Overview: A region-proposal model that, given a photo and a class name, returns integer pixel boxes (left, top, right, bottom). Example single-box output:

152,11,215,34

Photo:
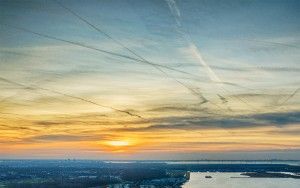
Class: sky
0,0,300,160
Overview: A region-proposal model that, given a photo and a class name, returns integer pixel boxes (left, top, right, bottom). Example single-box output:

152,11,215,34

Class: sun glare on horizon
0,0,299,161
107,140,130,147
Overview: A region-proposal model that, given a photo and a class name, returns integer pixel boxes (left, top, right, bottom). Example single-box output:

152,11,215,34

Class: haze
0,0,300,160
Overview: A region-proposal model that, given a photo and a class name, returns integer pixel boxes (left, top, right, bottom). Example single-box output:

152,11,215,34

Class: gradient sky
0,0,300,160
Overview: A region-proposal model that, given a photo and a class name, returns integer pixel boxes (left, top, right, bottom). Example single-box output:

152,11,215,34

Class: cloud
0,124,38,132
24,134,110,143
115,111,300,132
0,76,144,119
34,121,66,126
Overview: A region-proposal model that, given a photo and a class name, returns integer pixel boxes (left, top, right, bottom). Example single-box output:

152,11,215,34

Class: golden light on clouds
0,0,300,160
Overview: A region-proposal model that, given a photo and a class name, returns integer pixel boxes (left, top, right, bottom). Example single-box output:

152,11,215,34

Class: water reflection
183,173,300,188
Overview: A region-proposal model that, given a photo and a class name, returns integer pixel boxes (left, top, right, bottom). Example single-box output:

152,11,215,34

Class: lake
183,172,300,188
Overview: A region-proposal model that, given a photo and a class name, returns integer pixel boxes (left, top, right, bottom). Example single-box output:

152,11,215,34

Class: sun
107,140,130,147
100,139,138,152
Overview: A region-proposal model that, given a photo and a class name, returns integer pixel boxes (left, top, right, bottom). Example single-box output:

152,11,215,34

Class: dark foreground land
0,160,300,188
241,172,300,179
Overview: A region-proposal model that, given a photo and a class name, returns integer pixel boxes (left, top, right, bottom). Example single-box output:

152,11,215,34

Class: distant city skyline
0,0,300,160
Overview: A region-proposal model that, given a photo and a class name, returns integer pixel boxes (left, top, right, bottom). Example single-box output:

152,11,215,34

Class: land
0,160,299,188
241,172,300,179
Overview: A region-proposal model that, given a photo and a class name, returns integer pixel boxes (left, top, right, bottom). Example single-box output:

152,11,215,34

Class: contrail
1,23,247,90
1,23,250,112
52,0,147,60
243,38,299,49
0,77,144,119
279,87,300,106
0,50,43,59
188,44,221,82
218,94,228,103
52,0,214,105
0,77,48,104
165,0,257,111
1,45,251,93
57,0,251,113
165,0,231,110
1,23,199,79
165,0,182,27
158,67,209,105
2,6,247,112
2,48,249,92
165,0,222,83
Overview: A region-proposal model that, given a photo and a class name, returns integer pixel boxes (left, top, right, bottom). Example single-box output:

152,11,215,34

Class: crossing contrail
0,77,144,119
1,23,200,79
1,23,247,112
165,0,258,111
52,0,213,105
279,87,300,106
1,23,247,90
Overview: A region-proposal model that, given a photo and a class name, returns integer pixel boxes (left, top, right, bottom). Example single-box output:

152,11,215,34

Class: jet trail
218,94,228,103
53,0,213,105
0,77,144,119
52,0,147,60
0,78,48,104
165,0,257,111
1,23,199,79
165,0,222,83
279,88,300,106
2,23,247,91
165,0,230,110
188,44,221,82
158,67,209,105
243,39,300,49
1,47,250,94
1,23,241,112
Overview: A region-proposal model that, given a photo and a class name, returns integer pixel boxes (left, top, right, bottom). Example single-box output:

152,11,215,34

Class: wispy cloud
165,0,222,83
115,111,300,132
1,0,299,158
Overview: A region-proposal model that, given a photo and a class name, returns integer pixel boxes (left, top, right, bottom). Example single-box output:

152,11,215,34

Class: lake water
183,172,300,188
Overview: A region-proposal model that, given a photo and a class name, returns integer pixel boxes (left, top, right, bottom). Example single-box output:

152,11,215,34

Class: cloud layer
0,0,300,159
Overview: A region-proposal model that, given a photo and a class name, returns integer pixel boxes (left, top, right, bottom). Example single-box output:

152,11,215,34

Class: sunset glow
0,0,299,160
107,141,130,147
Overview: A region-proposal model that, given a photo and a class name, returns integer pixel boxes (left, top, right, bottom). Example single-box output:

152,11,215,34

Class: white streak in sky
165,0,222,83
165,0,181,27
188,44,221,82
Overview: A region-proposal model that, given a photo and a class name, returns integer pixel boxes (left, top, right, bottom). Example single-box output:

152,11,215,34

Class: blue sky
0,0,300,159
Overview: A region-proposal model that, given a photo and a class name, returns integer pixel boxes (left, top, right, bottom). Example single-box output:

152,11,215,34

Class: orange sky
0,0,300,159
